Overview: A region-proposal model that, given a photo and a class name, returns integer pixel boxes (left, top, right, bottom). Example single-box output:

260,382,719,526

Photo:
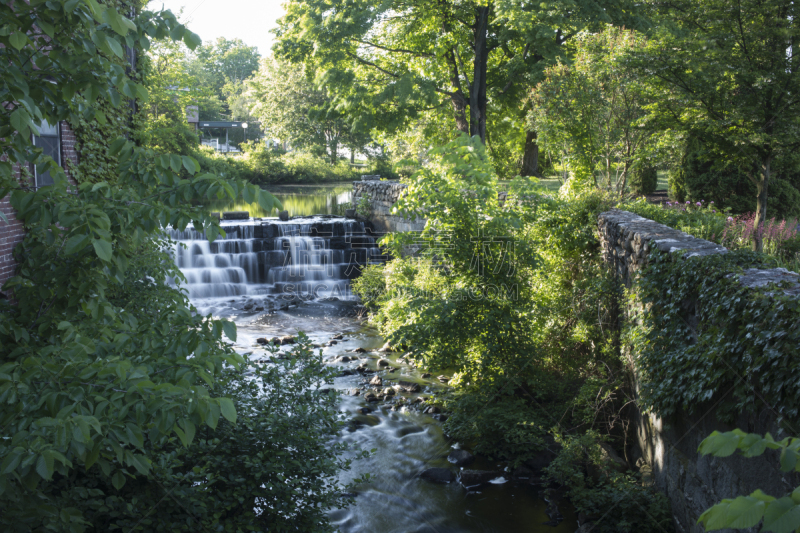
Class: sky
147,0,286,55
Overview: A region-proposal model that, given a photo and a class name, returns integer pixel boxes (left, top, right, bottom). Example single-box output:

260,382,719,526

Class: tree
185,37,260,120
274,0,640,174
529,27,656,194
137,36,202,154
247,56,372,162
0,2,354,530
633,0,800,251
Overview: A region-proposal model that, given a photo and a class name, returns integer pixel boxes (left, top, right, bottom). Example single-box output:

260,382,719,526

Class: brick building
0,122,80,293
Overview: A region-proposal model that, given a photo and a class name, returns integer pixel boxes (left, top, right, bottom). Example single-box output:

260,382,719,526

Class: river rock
349,389,360,396
332,334,343,340
271,335,296,345
336,355,353,362
511,465,535,481
421,373,432,379
397,380,421,393
378,359,392,367
437,375,449,383
424,405,441,414
420,468,455,484
328,340,338,345
256,337,268,344
459,469,502,488
278,210,289,221
364,392,379,403
339,369,355,376
369,376,382,386
353,347,367,353
447,449,475,466
378,342,392,352
383,387,395,396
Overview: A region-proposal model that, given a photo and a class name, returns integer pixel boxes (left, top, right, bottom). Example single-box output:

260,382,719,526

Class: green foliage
628,249,800,421
530,27,656,195
621,197,729,242
441,387,551,464
697,429,800,533
190,145,372,184
631,0,800,250
544,432,672,533
0,2,330,530
355,192,372,218
669,136,800,219
247,56,373,160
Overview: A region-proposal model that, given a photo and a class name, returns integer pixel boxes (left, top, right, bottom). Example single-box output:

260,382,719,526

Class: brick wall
0,121,79,295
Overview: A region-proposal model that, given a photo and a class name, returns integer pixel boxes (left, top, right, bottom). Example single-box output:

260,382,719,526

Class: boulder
256,338,268,345
331,334,344,340
421,373,432,379
424,405,441,414
378,342,392,352
420,468,455,484
363,392,379,403
511,465,535,481
353,347,367,353
437,375,449,383
369,376,383,386
278,210,289,221
383,387,396,396
378,359,392,367
397,380,421,393
447,449,475,467
459,469,502,488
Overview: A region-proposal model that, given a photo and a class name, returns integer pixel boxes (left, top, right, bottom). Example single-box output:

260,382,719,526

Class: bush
544,432,672,533
190,145,400,185
628,165,658,195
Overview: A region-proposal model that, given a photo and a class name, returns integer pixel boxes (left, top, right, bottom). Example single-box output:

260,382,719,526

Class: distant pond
202,182,353,218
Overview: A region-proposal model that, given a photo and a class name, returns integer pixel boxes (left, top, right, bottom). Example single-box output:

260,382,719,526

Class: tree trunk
329,138,338,164
752,156,771,253
470,5,490,143
520,131,539,176
451,93,469,134
350,149,355,164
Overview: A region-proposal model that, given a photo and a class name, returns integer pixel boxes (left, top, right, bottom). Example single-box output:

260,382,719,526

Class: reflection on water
202,182,353,218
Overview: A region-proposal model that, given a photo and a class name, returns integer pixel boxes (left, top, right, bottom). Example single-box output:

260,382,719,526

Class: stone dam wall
352,180,425,235
598,209,800,533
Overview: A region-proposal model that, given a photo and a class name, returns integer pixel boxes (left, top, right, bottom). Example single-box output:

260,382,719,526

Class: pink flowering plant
720,212,799,259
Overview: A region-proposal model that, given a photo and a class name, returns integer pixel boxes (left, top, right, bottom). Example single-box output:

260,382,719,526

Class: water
170,217,577,533
168,217,382,308
203,182,353,218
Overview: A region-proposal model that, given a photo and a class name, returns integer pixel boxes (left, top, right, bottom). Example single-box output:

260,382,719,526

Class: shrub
628,165,658,195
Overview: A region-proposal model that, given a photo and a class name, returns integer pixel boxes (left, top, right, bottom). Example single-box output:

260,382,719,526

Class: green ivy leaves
698,430,800,532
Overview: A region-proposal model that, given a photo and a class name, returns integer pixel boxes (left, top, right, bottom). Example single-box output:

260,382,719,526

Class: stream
170,217,577,533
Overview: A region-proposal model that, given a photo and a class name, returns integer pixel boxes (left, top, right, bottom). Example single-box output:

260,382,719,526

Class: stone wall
352,180,425,235
598,209,800,533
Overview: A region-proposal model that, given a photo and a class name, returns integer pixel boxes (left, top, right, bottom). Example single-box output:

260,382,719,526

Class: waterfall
167,217,384,304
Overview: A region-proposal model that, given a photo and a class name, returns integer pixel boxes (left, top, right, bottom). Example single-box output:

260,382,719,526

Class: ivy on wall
627,250,800,423
71,0,136,184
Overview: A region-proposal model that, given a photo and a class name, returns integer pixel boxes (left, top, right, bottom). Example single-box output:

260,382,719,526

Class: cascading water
167,216,384,311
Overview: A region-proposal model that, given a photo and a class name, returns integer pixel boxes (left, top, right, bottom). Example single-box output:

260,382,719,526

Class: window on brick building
32,121,60,188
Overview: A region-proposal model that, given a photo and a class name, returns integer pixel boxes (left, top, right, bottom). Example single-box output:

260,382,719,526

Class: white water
167,218,382,306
